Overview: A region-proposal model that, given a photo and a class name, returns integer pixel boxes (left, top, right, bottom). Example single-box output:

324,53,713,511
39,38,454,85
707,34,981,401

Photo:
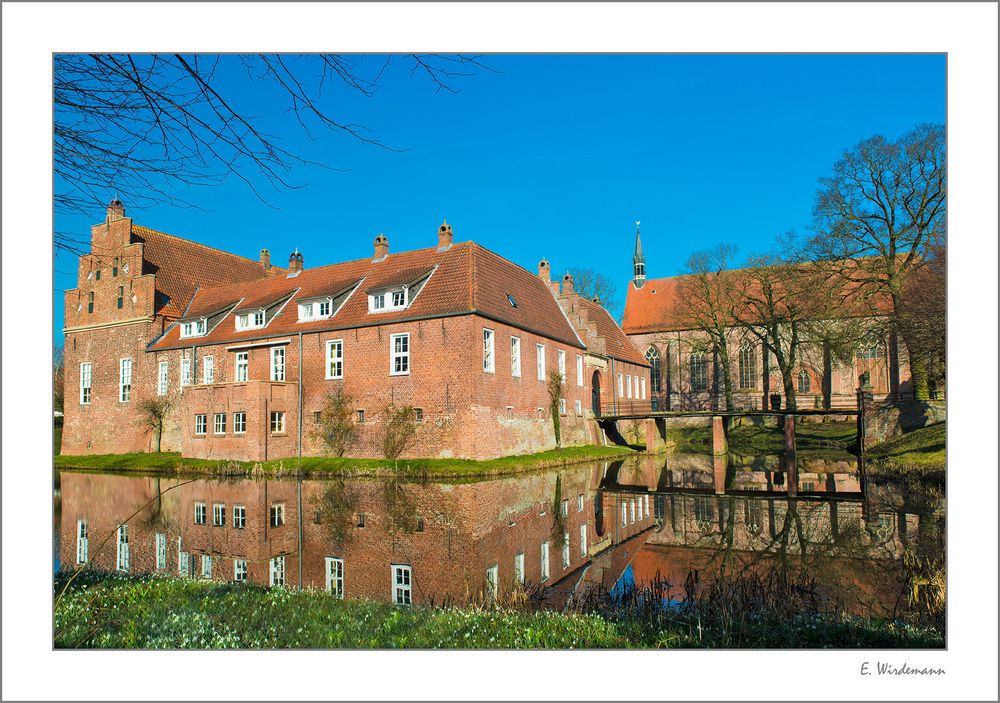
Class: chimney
562,272,574,296
373,233,389,261
106,197,126,223
288,248,304,273
437,220,453,251
260,248,271,270
538,259,551,283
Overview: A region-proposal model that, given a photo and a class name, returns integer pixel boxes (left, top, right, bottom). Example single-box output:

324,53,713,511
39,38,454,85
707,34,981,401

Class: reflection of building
61,202,648,461
57,467,655,606
622,225,912,410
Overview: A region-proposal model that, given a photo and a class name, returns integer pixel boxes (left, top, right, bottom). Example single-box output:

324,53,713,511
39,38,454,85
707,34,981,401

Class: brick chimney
260,248,271,270
562,272,574,296
538,259,551,283
374,233,389,261
106,197,126,223
437,220,453,251
288,248,304,273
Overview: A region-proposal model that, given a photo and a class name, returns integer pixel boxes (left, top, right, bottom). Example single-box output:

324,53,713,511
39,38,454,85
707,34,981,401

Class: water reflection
54,452,943,618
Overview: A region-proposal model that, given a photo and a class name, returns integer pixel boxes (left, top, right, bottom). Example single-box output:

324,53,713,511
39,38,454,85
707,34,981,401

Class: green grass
666,420,858,454
53,573,943,649
867,422,945,482
53,444,637,480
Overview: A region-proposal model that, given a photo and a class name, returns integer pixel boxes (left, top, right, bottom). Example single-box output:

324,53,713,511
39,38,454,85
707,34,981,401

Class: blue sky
53,53,945,343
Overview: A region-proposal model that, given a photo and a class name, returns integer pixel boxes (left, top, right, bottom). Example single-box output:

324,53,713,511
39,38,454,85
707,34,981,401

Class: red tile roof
133,225,281,319
575,296,649,366
148,241,587,351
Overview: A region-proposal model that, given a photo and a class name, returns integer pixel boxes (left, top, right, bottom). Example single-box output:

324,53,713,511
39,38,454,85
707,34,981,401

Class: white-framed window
536,344,546,381
234,559,248,582
180,318,206,338
540,541,550,582
392,564,412,605
270,503,285,527
76,520,88,564
390,333,410,375
269,556,285,586
561,499,569,517
630,499,636,524
119,358,132,402
195,502,206,524
626,374,632,399
116,524,129,572
319,299,331,317
213,503,225,526
156,360,168,396
181,357,192,387
233,504,246,528
562,533,570,568
271,346,285,381
270,411,285,434
236,309,266,331
576,355,584,386
299,302,314,320
644,494,650,519
575,399,582,416
79,362,92,405
235,351,249,382
577,494,584,512
514,552,525,585
233,412,246,434
483,328,495,373
617,373,624,398
326,340,344,379
622,503,628,527
179,550,190,577
558,349,566,378
155,532,167,569
214,413,226,435
203,355,214,384
511,336,521,377
326,557,345,598
559,398,567,415
202,554,212,579
580,523,588,556
194,414,207,435
486,564,499,598
641,377,646,400
369,289,408,313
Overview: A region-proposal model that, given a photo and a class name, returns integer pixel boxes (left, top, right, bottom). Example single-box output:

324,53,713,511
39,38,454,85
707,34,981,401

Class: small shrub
381,404,417,460
312,389,358,457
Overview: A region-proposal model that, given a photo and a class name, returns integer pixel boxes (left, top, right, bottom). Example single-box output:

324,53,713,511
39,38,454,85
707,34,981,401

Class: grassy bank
666,419,858,454
54,573,942,649
53,444,636,479
867,422,945,482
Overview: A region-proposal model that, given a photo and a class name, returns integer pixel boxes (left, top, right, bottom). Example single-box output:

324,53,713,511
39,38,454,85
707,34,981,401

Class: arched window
646,347,661,394
856,336,885,361
689,352,708,392
797,369,811,393
738,341,756,389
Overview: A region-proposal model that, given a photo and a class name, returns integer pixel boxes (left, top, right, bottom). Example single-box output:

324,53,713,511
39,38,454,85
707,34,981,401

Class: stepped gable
575,296,649,366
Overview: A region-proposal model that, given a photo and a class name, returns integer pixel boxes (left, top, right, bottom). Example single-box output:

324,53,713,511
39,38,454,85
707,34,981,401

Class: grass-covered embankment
53,444,636,479
866,422,945,482
666,419,858,455
53,573,943,649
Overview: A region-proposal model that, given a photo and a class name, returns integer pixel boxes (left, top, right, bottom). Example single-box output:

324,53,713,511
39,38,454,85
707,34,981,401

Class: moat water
54,452,945,621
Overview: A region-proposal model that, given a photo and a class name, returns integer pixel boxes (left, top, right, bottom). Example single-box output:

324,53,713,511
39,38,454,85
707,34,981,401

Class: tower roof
632,220,644,264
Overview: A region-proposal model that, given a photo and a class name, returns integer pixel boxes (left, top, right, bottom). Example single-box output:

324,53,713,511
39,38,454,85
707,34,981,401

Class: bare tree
54,53,493,256
810,123,946,399
381,403,417,460
547,371,564,447
312,389,359,457
568,268,619,316
137,396,172,452
53,346,65,414
677,244,739,410
898,243,946,397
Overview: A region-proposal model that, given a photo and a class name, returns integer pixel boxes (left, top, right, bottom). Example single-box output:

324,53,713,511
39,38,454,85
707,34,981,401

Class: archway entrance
591,370,602,415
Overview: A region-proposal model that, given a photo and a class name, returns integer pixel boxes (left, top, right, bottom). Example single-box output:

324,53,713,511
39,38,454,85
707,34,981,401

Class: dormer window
236,310,266,331
297,297,334,322
180,318,207,338
368,288,407,313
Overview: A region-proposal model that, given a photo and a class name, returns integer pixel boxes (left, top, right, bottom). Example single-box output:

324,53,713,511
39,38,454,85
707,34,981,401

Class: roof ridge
469,242,478,309
132,224,287,273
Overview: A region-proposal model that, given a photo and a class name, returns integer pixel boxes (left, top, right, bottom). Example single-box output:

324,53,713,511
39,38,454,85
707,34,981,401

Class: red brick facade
61,202,648,460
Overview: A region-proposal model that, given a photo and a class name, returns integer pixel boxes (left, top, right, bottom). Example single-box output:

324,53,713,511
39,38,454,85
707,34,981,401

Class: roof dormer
179,317,207,339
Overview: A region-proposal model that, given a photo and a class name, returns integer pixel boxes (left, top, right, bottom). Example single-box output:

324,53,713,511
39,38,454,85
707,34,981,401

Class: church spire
632,219,646,287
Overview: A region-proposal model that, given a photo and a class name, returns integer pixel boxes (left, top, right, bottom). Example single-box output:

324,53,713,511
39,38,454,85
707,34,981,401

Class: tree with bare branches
137,396,172,452
54,53,493,256
809,123,945,400
567,268,619,316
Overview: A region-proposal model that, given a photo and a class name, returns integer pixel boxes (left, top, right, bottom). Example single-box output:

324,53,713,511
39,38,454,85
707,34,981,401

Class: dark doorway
591,370,602,415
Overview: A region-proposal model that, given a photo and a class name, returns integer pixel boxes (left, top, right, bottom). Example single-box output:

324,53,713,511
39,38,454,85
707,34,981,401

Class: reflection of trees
314,480,360,550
